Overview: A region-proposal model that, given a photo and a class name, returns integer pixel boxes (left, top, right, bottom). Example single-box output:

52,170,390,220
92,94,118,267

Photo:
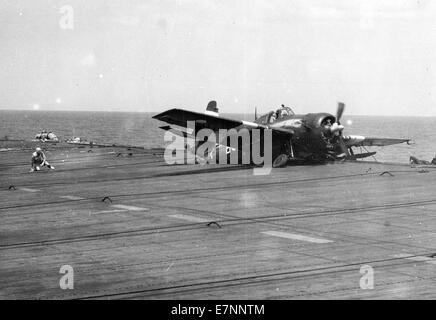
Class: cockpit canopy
257,105,296,125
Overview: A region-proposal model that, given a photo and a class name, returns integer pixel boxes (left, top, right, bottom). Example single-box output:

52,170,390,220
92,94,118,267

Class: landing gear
272,140,294,168
273,154,289,168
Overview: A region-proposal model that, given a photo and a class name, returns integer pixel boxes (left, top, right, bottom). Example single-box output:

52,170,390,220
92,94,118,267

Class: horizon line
0,108,435,117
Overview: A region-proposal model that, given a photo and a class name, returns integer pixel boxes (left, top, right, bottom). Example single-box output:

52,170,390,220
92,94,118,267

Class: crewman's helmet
35,147,42,153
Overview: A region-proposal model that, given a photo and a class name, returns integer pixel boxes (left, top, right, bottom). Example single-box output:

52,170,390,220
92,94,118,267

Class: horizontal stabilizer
205,100,219,116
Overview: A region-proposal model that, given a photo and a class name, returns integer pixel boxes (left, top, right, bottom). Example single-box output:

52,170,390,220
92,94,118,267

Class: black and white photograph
1,0,436,305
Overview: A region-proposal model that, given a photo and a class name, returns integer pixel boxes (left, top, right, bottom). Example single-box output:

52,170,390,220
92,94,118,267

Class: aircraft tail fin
205,100,219,116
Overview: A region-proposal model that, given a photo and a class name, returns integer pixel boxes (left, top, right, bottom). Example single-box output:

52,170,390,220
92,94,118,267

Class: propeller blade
336,102,345,124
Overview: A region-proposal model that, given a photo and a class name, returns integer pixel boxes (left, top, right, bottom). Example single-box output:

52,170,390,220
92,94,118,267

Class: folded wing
153,108,243,131
153,108,293,163
153,108,293,138
344,135,410,147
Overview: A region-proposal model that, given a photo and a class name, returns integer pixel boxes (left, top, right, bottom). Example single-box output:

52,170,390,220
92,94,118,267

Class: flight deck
1,141,436,299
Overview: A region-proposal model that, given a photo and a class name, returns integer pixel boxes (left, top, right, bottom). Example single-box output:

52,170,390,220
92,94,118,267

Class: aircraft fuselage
255,112,339,160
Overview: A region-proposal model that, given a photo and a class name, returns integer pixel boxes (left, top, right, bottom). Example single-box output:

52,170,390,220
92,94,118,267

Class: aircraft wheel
272,154,289,168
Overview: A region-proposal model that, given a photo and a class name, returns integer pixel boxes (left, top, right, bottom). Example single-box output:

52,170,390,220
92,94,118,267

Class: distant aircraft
153,101,409,167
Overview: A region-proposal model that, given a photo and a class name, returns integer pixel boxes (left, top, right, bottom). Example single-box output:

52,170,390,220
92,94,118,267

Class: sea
0,110,434,164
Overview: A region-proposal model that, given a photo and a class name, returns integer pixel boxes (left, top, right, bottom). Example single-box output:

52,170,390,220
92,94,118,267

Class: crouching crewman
30,147,55,172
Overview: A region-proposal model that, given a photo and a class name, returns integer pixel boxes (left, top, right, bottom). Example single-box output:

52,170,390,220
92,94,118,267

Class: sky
1,0,436,115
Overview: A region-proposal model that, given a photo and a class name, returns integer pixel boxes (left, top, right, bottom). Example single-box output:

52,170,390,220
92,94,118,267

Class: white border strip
20,188,40,192
60,195,85,200
262,231,333,244
168,214,209,223
112,204,148,211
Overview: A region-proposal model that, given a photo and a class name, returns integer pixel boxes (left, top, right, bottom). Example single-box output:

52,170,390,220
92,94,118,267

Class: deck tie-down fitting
207,221,222,228
379,171,394,177
101,196,113,203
